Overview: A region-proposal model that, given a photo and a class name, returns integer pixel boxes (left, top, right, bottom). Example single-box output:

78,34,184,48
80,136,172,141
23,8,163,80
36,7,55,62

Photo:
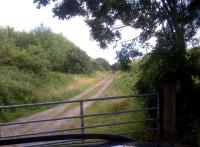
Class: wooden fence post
163,79,176,143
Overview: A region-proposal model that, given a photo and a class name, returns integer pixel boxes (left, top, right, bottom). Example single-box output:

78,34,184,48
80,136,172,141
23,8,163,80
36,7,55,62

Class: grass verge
84,72,157,140
0,71,107,122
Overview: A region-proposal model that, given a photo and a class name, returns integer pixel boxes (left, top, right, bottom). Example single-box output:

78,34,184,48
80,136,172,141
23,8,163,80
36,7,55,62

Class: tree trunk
163,79,176,143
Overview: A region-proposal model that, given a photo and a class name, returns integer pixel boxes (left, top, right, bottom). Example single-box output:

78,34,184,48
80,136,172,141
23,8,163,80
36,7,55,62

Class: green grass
0,68,106,122
84,72,156,140
54,74,111,116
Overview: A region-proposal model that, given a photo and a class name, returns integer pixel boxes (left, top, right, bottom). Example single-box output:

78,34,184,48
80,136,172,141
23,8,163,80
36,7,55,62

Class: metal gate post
0,126,1,138
80,101,85,135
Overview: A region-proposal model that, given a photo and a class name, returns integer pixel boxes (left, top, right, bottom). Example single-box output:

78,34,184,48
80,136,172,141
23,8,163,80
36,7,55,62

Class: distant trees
95,58,110,71
30,25,76,72
64,47,92,74
91,59,104,71
110,62,120,71
91,58,111,71
0,26,110,75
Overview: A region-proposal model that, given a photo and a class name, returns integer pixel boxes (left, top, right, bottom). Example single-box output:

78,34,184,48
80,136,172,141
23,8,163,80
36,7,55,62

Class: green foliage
91,59,104,71
133,47,200,145
0,68,104,122
94,58,110,71
0,25,110,75
134,47,200,93
0,25,110,121
33,0,200,144
64,47,92,74
116,45,143,71
33,0,199,82
33,0,199,57
111,62,120,71
90,58,111,71
85,73,156,140
100,72,131,96
0,66,36,106
13,46,49,74
30,24,76,71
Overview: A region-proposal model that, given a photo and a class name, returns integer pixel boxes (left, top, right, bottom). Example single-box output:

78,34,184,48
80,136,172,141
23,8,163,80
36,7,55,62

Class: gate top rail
0,93,158,109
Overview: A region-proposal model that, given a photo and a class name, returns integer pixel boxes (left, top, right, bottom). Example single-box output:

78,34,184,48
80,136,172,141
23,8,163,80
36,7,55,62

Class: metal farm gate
0,93,160,146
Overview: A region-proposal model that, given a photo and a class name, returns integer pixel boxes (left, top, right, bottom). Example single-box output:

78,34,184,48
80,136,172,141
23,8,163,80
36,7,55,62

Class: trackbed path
1,76,113,138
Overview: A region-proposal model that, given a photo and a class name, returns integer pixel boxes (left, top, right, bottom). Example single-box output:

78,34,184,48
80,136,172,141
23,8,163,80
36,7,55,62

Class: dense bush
30,25,76,71
91,59,104,71
0,66,36,105
63,47,92,74
94,58,111,71
0,26,111,74
91,58,111,71
132,47,200,145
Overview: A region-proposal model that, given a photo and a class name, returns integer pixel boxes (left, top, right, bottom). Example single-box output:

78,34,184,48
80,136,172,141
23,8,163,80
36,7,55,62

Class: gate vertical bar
156,93,160,136
0,126,1,138
80,101,85,135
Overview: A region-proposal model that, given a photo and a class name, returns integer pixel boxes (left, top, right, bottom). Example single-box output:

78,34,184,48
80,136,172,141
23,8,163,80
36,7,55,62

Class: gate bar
0,107,158,127
80,101,84,135
0,93,158,109
0,118,157,140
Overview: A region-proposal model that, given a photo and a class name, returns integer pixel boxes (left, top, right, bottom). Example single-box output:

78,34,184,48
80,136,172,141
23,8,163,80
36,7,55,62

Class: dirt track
1,76,113,146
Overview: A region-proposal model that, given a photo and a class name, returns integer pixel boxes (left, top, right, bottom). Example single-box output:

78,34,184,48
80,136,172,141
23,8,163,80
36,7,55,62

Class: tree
31,25,76,71
95,58,110,71
64,47,92,74
134,47,200,145
90,59,104,71
116,44,142,71
33,0,200,142
33,0,199,48
111,62,120,71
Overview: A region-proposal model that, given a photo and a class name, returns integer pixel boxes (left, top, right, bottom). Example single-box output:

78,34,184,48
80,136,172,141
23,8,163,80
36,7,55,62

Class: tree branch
111,25,130,31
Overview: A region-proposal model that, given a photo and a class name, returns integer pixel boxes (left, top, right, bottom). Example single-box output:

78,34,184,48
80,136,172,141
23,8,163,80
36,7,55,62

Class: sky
0,0,140,64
